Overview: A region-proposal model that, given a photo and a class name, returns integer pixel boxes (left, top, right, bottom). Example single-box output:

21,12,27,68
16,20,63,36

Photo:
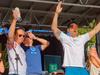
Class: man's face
67,23,78,37
14,29,25,45
23,35,33,45
90,47,98,56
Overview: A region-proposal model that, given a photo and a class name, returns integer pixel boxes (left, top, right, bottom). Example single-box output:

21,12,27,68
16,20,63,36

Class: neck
24,43,33,46
24,44,28,46
16,42,21,45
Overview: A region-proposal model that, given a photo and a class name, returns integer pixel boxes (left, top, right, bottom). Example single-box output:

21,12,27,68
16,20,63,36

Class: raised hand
90,47,98,58
13,9,18,21
56,1,63,13
26,31,36,40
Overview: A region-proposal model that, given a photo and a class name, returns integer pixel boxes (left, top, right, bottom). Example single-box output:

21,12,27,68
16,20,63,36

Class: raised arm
35,37,50,51
51,1,62,38
88,22,100,39
8,10,18,44
27,31,50,51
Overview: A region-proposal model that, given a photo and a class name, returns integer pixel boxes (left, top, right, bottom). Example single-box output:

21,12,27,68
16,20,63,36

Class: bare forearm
93,22,100,34
89,22,100,39
31,33,49,45
8,19,16,37
35,37,49,50
51,12,59,30
8,19,16,44
91,58,100,68
36,37,49,45
0,61,5,73
93,56,100,66
51,12,61,38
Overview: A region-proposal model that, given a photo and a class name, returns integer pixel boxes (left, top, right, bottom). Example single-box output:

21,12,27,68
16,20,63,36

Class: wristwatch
36,37,38,40
31,37,33,40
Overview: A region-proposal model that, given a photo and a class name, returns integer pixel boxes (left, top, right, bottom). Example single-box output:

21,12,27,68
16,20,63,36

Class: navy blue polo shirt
21,45,42,74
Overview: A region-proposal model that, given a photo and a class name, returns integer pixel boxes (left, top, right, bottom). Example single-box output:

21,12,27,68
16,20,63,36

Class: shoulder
35,45,41,48
7,41,17,49
78,33,89,38
58,32,68,39
35,45,41,51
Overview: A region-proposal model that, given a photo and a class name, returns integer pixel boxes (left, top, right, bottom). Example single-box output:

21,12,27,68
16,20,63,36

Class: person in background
87,47,100,68
0,52,5,74
87,47,100,75
21,31,50,75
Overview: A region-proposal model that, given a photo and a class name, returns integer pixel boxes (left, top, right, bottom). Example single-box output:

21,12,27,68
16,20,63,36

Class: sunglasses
25,36,29,38
70,24,77,28
18,34,25,38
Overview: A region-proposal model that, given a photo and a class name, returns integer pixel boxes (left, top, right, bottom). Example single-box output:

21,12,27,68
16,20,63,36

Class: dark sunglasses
25,36,29,38
18,34,25,38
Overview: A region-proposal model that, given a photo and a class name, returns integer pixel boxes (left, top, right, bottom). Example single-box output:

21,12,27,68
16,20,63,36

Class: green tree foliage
78,20,96,61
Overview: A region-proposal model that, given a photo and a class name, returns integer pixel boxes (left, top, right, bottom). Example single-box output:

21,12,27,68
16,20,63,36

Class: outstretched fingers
56,1,63,13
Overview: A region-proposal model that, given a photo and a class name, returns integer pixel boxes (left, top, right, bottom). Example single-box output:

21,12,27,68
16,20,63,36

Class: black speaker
95,14,100,57
0,13,1,25
96,32,100,57
95,14,100,24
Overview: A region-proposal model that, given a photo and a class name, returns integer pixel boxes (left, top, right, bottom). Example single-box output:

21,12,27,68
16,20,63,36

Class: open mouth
74,30,76,33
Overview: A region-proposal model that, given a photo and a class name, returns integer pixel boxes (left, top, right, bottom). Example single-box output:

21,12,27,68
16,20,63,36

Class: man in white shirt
7,9,27,75
51,1,100,75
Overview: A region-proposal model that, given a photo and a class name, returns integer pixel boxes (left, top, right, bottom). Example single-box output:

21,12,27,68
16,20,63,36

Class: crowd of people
0,1,100,75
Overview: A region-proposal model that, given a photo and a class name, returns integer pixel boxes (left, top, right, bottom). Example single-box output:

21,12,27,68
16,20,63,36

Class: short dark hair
15,27,25,35
67,21,77,28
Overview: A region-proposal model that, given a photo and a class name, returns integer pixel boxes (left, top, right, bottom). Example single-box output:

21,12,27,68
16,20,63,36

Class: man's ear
67,29,69,32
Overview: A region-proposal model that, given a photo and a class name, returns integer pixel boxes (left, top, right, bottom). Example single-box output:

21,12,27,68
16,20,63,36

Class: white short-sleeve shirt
58,32,90,67
7,41,27,75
